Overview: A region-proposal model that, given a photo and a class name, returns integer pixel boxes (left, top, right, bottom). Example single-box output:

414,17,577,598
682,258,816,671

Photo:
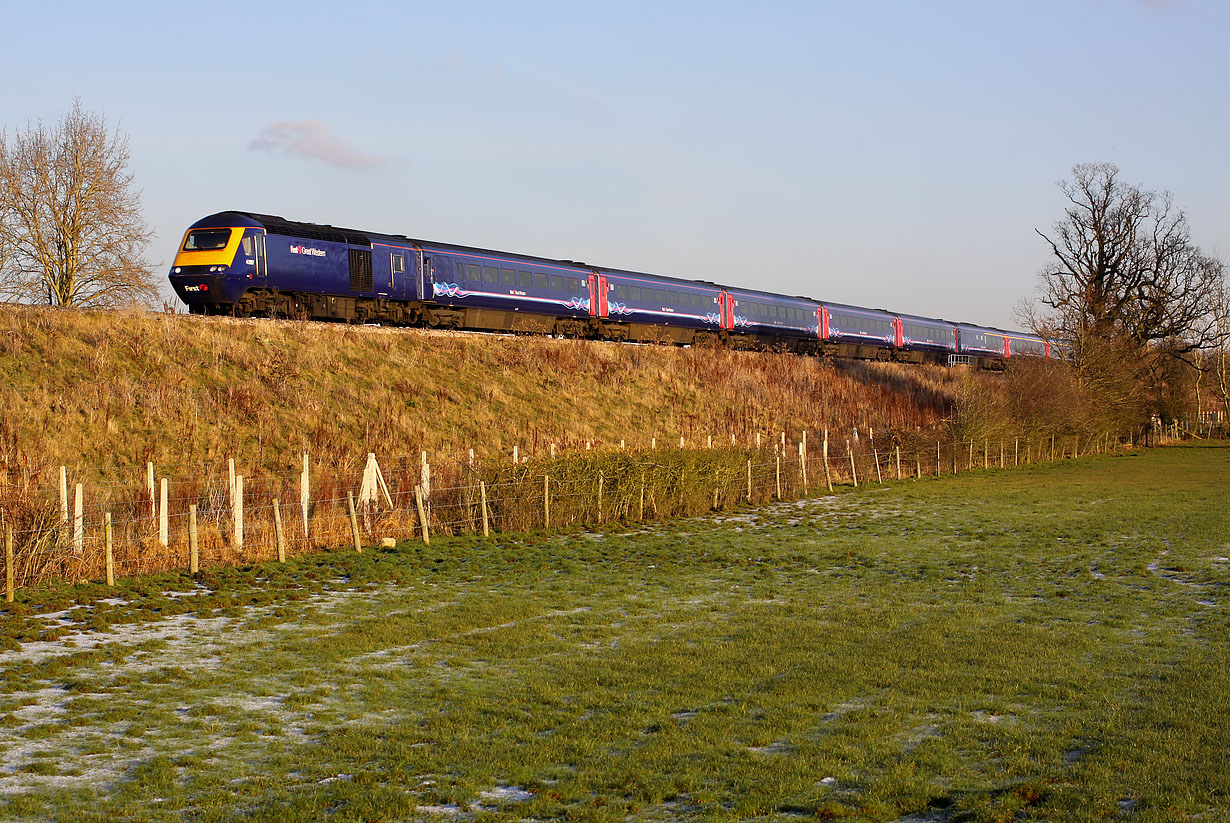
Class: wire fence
0,427,1153,596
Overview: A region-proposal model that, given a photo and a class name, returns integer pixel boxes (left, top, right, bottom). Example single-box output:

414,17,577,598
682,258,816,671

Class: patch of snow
417,803,468,816
477,785,534,803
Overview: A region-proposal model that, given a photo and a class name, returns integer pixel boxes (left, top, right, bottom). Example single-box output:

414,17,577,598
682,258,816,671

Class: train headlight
173,267,181,274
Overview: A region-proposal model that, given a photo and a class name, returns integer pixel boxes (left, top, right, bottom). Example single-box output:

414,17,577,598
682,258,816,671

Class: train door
389,250,406,297
717,291,735,330
588,274,609,317
893,318,904,348
250,230,267,289
820,307,830,339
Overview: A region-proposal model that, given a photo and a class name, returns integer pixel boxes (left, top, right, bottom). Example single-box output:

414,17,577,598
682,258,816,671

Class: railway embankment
0,304,964,474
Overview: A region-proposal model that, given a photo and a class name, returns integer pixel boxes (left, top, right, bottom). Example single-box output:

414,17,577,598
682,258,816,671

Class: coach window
665,291,677,305
483,266,498,284
629,286,641,300
550,275,564,291
568,277,580,292
501,268,515,285
518,271,532,289
534,273,548,290
654,289,666,304
615,284,628,300
465,264,481,282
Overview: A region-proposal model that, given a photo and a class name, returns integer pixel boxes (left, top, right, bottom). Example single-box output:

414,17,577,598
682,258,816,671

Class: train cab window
654,289,666,304
568,277,580,292
391,254,405,275
615,284,628,300
465,264,481,282
518,271,532,289
240,235,253,256
549,275,564,291
182,228,231,251
534,273,548,290
501,268,515,285
629,286,641,300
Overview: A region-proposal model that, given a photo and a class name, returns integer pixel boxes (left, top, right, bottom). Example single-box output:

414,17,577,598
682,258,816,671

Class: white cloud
248,121,384,169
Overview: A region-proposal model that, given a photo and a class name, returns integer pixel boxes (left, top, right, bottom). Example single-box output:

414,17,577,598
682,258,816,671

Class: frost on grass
0,587,384,794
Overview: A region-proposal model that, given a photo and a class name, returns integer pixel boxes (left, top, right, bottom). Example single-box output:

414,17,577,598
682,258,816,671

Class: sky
1,0,1226,329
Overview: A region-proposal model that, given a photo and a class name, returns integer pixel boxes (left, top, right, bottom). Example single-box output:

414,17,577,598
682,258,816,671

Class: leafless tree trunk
0,99,157,308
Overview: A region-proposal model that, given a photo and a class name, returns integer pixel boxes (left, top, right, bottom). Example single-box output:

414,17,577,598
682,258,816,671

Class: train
167,211,1059,368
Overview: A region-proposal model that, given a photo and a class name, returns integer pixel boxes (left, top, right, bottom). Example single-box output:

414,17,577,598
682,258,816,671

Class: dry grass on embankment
0,305,966,475
0,304,991,587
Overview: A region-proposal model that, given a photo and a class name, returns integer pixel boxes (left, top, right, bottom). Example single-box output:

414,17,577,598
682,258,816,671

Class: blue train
168,211,1059,367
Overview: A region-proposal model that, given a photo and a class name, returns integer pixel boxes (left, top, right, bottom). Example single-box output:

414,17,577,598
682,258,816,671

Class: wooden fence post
640,472,646,520
347,491,362,553
597,471,604,522
1014,438,1019,466
228,458,235,507
543,476,550,528
746,459,752,501
147,461,156,518
936,442,941,477
798,441,807,491
234,475,244,550
873,448,882,484
480,481,490,537
999,441,1004,468
105,513,114,586
896,446,902,481
5,523,13,603
189,505,199,574
823,429,833,492
300,452,310,542
968,441,974,470
73,483,84,556
159,478,169,548
416,484,431,544
775,456,782,499
273,498,286,563
513,444,519,464
848,441,859,487
59,466,68,526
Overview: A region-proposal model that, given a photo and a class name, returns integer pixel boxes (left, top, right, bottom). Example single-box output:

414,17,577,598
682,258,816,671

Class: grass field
0,443,1224,822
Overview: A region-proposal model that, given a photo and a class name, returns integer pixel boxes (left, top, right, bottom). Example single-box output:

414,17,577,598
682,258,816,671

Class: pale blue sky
2,0,1225,328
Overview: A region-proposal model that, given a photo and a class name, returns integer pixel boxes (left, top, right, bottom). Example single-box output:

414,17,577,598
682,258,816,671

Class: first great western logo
290,244,326,257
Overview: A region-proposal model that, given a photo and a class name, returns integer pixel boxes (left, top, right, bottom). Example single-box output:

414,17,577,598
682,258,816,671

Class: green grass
0,444,1225,821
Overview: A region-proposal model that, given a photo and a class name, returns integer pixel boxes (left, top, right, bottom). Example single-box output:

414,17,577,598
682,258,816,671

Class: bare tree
0,100,157,308
1035,163,1226,356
